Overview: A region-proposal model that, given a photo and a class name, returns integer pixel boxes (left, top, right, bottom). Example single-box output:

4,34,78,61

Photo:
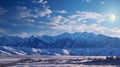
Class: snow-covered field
8,64,118,67
0,55,119,67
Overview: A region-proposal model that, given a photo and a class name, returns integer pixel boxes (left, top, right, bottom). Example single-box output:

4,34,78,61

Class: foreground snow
0,55,118,67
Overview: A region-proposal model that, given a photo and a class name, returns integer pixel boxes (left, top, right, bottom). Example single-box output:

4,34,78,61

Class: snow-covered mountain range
0,32,120,56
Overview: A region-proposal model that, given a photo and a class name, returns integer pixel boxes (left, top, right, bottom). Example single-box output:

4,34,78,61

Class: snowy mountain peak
0,32,120,55
0,32,120,48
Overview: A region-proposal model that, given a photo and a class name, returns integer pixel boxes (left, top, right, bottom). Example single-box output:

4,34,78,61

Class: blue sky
0,0,120,37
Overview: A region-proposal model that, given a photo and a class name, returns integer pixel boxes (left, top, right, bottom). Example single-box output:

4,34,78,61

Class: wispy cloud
101,1,105,4
13,3,52,26
0,7,7,15
0,29,6,34
56,10,68,14
41,22,120,37
51,15,63,25
34,11,120,37
39,8,52,17
69,11,106,23
32,0,47,4
1,0,120,37
17,6,52,19
16,6,32,19
83,0,91,2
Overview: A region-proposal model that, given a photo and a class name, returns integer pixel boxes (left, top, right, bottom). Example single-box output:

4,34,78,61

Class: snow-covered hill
0,32,120,55
0,46,120,56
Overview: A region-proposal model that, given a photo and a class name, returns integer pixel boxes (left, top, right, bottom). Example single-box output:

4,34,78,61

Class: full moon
109,14,116,22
